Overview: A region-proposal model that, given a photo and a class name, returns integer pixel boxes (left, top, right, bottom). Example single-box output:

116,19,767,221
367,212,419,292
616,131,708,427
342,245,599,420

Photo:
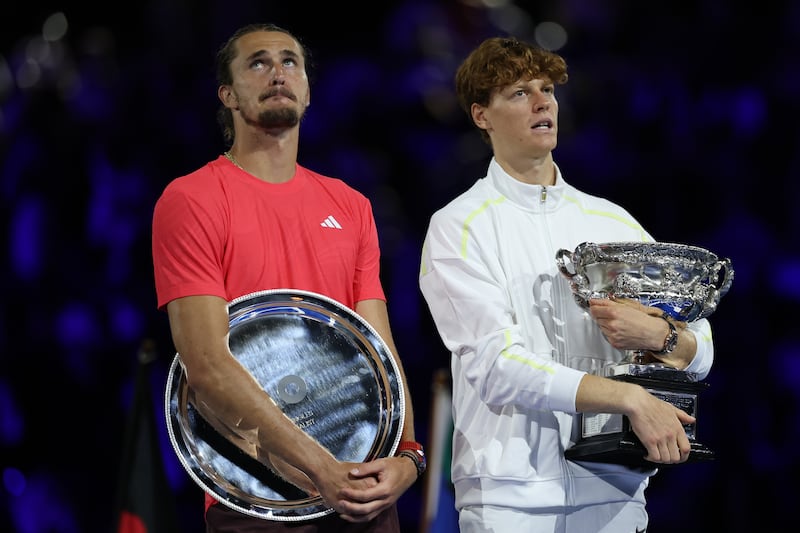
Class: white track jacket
419,158,714,513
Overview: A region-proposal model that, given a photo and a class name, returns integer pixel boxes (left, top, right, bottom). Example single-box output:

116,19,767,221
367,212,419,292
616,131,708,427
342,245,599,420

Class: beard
256,107,301,129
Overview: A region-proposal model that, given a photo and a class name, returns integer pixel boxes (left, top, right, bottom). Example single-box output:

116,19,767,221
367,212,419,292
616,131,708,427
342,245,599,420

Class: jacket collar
486,157,566,211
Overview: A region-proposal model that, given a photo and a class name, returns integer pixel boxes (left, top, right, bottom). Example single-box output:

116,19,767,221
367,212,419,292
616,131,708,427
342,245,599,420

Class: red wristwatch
396,441,427,478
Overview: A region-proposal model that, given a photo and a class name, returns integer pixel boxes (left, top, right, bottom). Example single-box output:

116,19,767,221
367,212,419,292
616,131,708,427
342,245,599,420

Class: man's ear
471,103,488,131
218,85,237,109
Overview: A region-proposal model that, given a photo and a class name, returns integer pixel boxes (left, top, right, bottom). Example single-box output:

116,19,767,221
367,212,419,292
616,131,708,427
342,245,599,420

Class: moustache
261,88,297,102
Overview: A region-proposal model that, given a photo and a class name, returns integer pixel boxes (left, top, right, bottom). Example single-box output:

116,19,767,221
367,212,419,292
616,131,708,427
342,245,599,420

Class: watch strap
654,315,678,355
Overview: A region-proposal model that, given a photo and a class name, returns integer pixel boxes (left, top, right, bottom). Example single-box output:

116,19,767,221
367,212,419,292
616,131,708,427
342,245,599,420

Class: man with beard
152,24,422,532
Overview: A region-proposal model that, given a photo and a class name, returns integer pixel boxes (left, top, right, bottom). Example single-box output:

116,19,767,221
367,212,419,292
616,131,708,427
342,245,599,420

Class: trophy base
566,364,713,468
565,431,715,468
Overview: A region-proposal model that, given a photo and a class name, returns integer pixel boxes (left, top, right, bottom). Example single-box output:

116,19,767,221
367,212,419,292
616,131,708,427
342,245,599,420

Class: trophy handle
712,258,734,296
555,248,576,279
555,248,592,309
694,257,734,320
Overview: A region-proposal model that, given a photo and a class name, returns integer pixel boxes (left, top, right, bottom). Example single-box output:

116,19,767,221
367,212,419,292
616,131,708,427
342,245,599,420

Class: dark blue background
2,1,797,532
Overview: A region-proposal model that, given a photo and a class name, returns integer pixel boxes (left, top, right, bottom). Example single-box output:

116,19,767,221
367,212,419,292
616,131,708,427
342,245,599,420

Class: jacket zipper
539,182,575,505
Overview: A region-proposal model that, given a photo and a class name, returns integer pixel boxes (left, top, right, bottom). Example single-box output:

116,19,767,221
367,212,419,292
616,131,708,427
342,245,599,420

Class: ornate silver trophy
555,242,733,467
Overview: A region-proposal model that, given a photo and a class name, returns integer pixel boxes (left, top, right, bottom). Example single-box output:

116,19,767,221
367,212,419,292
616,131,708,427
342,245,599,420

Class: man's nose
269,65,286,84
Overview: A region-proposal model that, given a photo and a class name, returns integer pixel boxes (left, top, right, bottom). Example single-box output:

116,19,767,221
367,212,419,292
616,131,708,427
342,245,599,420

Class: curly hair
455,37,568,144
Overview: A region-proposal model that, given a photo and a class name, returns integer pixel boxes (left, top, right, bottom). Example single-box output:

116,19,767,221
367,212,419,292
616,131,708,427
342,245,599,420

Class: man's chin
258,109,300,129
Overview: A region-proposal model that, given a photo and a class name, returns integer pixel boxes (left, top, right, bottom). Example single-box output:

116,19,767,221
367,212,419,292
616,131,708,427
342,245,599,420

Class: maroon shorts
205,502,401,533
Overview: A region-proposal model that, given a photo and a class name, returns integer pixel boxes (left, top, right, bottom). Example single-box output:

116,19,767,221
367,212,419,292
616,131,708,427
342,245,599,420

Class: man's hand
576,372,695,465
626,385,695,464
332,456,417,522
588,298,687,354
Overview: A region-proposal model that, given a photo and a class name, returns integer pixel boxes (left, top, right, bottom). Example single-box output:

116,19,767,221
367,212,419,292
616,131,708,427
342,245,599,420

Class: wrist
653,313,678,354
396,441,426,478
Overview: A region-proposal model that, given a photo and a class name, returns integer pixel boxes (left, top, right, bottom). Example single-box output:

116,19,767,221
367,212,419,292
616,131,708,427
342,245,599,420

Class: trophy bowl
555,241,733,322
555,241,733,466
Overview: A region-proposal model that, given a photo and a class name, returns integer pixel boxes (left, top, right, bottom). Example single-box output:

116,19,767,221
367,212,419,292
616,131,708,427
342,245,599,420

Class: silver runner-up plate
164,289,405,521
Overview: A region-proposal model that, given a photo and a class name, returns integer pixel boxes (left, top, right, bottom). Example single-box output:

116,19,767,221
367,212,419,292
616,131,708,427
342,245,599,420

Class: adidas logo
320,215,342,229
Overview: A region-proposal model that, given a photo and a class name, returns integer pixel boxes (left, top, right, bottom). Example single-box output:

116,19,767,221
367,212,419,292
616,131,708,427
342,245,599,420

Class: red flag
114,340,181,533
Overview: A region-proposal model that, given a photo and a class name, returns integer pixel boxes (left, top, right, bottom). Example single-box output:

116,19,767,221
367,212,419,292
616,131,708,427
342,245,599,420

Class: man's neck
227,130,300,183
494,152,555,185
